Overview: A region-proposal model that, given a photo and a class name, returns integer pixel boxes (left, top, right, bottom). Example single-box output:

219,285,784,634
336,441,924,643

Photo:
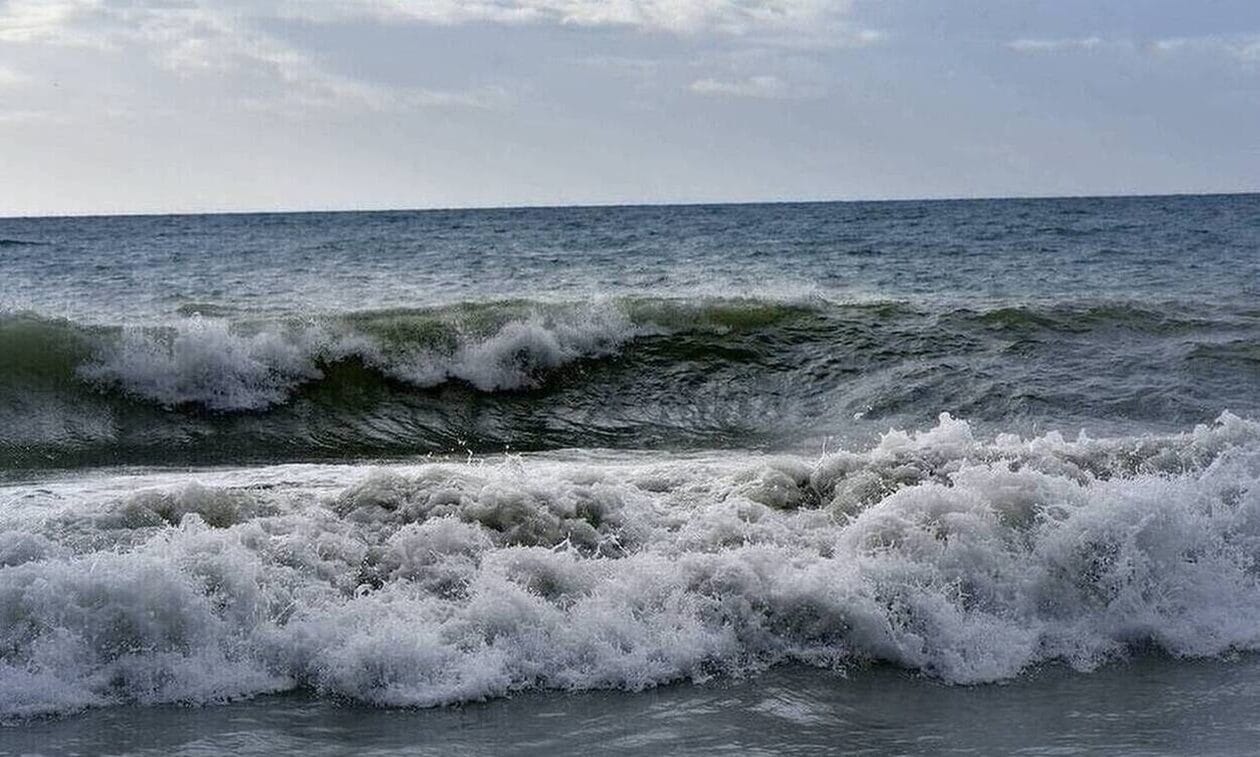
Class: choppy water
3,195,1260,753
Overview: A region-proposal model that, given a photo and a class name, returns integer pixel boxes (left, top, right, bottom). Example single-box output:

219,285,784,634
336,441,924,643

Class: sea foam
75,303,643,410
3,413,1260,718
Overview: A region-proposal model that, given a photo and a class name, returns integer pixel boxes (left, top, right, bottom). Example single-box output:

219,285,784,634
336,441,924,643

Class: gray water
5,196,1259,322
3,195,1260,753
9,659,1260,756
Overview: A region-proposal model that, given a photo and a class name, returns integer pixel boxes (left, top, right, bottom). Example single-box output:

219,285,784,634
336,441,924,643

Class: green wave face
1,296,1258,469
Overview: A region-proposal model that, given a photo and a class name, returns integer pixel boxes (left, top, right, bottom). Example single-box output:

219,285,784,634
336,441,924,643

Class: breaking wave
3,413,1260,718
2,295,1259,468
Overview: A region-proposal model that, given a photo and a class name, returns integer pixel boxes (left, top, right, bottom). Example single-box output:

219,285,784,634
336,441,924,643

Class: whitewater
5,412,1260,719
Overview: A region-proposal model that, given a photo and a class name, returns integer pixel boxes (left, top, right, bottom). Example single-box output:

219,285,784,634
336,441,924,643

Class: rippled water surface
9,659,1260,756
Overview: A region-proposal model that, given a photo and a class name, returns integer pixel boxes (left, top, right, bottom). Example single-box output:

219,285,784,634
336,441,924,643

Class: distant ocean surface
3,195,1260,754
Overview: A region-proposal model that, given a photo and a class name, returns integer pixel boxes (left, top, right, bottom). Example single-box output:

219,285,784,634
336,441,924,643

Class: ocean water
3,194,1260,754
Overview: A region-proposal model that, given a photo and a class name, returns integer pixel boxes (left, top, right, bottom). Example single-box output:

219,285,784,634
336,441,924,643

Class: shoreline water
4,412,1260,722
7,656,1260,756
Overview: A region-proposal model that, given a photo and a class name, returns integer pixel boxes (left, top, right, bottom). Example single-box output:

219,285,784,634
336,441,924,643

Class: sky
1,0,1258,216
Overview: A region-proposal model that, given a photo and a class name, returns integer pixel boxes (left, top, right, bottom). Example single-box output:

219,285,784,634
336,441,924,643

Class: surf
3,413,1260,719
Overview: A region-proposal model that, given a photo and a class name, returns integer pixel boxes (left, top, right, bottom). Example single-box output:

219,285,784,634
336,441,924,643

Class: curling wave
1,296,1258,468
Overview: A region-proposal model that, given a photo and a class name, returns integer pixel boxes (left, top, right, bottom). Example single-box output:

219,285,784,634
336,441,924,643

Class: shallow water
9,658,1260,756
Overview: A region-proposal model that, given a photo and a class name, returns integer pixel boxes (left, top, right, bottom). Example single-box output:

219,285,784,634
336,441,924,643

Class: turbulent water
3,195,1260,750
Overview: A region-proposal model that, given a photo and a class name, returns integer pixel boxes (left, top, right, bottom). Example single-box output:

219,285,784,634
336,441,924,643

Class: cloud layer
285,0,854,35
0,0,1257,214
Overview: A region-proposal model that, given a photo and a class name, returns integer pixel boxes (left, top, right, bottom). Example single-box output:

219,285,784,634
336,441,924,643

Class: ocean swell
3,414,1260,718
2,296,1259,468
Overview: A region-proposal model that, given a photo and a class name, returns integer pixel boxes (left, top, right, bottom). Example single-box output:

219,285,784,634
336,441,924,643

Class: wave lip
68,300,646,410
3,413,1260,718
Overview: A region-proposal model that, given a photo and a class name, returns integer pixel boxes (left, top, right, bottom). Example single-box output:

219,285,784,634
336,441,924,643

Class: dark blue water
4,195,1260,753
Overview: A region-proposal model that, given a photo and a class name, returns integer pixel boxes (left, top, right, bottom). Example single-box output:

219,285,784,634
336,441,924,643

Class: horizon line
2,189,1257,222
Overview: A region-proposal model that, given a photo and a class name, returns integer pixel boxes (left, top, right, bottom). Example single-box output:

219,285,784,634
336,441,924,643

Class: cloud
269,0,881,51
1150,34,1260,63
0,0,875,120
0,0,103,46
1005,36,1106,53
286,0,856,37
571,55,664,73
1005,32,1260,65
0,65,31,88
689,74,818,99
0,1,861,41
0,1,509,113
0,109,68,125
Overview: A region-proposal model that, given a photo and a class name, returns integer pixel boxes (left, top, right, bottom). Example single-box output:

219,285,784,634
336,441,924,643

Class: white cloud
0,65,31,88
689,74,817,99
1005,32,1260,65
0,0,103,46
286,0,855,37
0,109,68,125
1006,36,1106,53
0,1,861,42
1151,34,1260,63
0,1,508,113
571,55,663,72
0,0,874,118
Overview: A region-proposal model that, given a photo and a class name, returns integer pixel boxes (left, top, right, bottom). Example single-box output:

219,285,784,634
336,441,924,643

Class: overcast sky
1,1,1258,215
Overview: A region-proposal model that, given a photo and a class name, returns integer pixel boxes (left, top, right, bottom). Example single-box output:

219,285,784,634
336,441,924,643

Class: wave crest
74,302,642,411
2,295,1259,468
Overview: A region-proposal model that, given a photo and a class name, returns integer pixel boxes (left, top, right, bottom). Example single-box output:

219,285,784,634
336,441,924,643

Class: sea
2,194,1260,754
